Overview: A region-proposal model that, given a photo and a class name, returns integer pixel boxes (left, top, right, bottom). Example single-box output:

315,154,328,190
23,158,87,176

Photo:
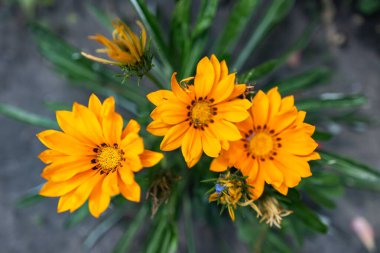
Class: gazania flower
37,94,163,218
146,55,251,167
81,19,151,77
210,87,320,199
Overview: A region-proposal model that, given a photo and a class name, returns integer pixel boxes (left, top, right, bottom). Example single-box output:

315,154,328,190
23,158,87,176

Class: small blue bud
215,184,225,194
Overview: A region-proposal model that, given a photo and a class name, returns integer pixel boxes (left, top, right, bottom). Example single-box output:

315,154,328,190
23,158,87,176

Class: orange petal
210,156,229,172
139,150,163,167
194,56,215,98
181,127,202,167
89,180,111,218
121,119,141,138
146,120,171,136
118,179,141,202
147,90,174,106
160,121,190,151
210,73,235,104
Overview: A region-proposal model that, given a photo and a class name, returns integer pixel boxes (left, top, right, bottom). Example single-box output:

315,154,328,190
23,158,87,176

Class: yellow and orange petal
37,94,163,218
210,87,320,199
81,19,147,66
146,55,251,168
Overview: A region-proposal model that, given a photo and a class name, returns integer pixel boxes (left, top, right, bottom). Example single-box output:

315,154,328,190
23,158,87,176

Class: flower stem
146,71,165,89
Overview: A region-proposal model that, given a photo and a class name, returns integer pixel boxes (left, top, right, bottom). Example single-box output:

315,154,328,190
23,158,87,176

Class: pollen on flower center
188,97,217,129
98,147,122,169
92,143,125,174
249,132,274,157
191,101,211,124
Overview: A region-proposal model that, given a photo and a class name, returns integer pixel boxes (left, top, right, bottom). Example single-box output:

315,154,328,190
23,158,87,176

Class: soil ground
0,1,379,252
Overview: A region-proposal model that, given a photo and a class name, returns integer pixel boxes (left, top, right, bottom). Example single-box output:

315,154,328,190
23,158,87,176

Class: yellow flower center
249,132,274,157
191,101,211,125
188,97,217,129
92,143,125,175
97,147,122,170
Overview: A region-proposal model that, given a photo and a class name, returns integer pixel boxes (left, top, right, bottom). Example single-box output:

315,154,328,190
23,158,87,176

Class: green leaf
312,130,333,141
234,0,295,69
215,0,261,57
180,0,218,77
319,150,380,191
86,3,113,31
266,232,293,253
292,202,328,233
296,94,367,111
304,186,337,209
357,0,380,15
16,186,44,208
129,0,172,73
192,0,218,39
112,205,148,253
145,219,167,253
238,22,315,83
83,208,125,250
0,103,58,129
183,194,196,253
170,0,191,69
64,205,90,228
270,67,332,95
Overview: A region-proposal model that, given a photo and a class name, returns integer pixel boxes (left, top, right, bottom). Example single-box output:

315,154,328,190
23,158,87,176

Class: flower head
211,87,320,199
257,196,292,228
208,171,261,221
81,19,152,77
37,94,163,218
146,55,251,167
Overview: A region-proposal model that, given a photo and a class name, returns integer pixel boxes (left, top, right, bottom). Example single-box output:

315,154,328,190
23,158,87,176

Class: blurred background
0,0,380,252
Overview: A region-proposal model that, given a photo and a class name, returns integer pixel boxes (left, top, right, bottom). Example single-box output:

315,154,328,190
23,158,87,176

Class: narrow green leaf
145,219,167,253
112,205,148,253
239,22,315,83
0,103,58,129
180,0,218,77
312,130,333,141
170,0,191,69
266,232,293,253
215,0,261,57
83,208,125,250
270,67,332,95
234,0,295,69
192,0,218,39
292,202,328,233
184,195,196,253
129,0,172,72
17,186,45,208
304,186,337,209
86,3,113,31
296,95,367,111
64,205,90,228
320,150,380,185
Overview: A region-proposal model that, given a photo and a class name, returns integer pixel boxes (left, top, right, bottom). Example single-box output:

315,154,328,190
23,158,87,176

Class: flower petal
139,150,163,167
160,121,190,151
194,56,215,98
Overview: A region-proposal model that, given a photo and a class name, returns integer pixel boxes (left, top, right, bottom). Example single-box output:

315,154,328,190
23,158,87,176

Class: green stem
253,225,268,253
146,71,165,89
184,194,196,253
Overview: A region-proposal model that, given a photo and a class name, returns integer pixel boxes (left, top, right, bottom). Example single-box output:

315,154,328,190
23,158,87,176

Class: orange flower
81,19,147,66
210,87,320,199
146,55,251,167
37,94,163,218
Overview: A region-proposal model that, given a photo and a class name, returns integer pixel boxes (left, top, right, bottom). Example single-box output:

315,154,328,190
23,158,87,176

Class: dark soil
0,1,379,252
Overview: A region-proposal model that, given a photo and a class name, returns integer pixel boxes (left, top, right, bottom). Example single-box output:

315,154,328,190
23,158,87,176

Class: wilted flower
146,55,251,167
37,94,163,217
211,87,320,199
257,196,292,228
82,18,152,78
